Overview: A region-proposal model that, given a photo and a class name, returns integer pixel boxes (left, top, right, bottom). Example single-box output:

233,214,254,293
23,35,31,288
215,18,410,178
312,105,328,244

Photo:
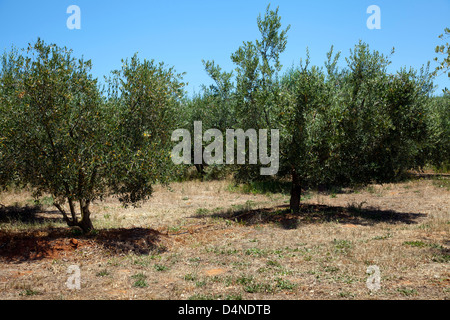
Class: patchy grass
432,177,450,191
0,178,448,300
19,288,41,297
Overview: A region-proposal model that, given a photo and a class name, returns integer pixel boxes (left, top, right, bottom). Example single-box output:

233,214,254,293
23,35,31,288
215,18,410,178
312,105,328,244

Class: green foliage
154,264,169,272
104,54,185,204
434,27,450,84
403,241,427,247
175,60,236,178
397,287,418,296
0,39,185,232
131,273,148,288
277,41,434,210
19,289,40,296
177,4,290,183
96,269,110,277
423,93,450,169
182,6,439,213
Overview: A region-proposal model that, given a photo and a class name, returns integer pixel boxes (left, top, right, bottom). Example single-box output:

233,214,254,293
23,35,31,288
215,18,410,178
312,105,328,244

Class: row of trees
182,6,449,213
0,6,448,232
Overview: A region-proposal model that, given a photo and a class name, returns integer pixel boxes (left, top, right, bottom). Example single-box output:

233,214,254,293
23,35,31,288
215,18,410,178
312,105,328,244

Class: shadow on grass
194,203,427,230
0,226,166,262
0,204,64,225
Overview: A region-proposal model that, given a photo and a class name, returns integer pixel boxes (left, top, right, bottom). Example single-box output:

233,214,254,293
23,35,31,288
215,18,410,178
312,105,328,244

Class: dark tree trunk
55,199,94,234
78,200,93,233
195,164,205,178
290,168,302,214
77,216,94,233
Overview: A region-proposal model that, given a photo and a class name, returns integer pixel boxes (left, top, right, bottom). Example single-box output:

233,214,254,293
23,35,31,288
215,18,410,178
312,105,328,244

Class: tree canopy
0,39,185,232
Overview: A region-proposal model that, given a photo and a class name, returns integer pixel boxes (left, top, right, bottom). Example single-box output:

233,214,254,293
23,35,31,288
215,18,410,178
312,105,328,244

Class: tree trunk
195,164,205,179
290,168,302,214
78,200,94,233
54,199,94,234
77,217,94,233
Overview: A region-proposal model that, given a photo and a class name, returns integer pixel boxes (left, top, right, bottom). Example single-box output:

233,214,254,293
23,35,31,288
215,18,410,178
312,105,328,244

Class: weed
19,289,40,296
397,288,417,296
432,177,450,191
154,264,169,272
184,273,197,281
323,266,340,273
244,282,273,294
275,277,296,291
188,257,201,263
372,233,392,240
225,293,243,300
333,239,352,254
244,248,266,257
131,273,148,288
347,201,367,214
266,260,282,268
168,225,182,233
338,291,355,298
195,280,207,287
403,241,427,247
432,253,450,263
96,269,110,277
403,241,443,249
236,275,254,286
195,208,210,216
301,193,312,201
132,255,156,267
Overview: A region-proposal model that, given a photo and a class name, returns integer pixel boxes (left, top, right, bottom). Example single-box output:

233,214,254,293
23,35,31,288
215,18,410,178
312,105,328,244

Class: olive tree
227,4,290,182
0,39,184,232
280,42,433,213
184,6,434,214
424,93,450,170
279,51,332,212
178,60,236,177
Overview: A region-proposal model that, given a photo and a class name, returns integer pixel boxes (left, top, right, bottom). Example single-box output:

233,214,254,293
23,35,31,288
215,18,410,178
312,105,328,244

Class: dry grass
0,177,448,300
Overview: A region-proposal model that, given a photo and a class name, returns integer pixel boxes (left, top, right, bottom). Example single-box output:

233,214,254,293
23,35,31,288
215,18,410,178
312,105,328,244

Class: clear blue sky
0,0,449,96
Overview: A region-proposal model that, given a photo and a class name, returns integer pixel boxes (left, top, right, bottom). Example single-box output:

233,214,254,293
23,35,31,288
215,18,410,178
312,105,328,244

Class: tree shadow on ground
94,228,167,256
194,203,427,230
0,205,167,261
0,204,64,225
0,227,167,262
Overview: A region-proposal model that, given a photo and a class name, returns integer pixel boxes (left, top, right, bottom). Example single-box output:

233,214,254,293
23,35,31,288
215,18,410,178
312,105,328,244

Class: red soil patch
0,231,86,261
204,268,227,276
11,270,33,278
0,227,167,262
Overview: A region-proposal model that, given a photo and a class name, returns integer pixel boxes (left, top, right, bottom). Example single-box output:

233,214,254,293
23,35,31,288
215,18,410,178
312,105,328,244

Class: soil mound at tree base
0,227,167,262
